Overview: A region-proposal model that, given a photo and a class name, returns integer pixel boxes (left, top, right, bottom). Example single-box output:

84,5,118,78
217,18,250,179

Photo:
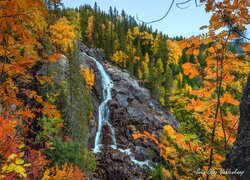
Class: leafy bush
36,117,62,141
44,137,96,174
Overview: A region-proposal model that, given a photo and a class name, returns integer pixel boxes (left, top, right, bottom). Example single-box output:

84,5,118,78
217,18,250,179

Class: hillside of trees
0,0,249,179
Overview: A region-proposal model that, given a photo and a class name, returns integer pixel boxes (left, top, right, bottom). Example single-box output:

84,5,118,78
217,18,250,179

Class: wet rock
101,123,113,145
79,43,179,179
115,93,128,107
93,148,149,180
135,146,147,161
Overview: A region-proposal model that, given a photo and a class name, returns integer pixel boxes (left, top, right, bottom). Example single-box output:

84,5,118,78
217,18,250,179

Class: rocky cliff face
222,73,250,180
79,43,179,179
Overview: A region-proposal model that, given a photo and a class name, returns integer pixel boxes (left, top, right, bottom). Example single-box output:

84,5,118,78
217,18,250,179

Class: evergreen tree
64,46,92,147
85,16,95,47
163,65,173,108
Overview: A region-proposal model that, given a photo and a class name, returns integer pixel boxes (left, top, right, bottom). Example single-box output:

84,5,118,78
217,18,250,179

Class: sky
62,0,249,38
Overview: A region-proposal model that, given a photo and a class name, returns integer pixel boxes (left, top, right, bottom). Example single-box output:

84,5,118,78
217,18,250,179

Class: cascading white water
84,53,152,168
84,54,117,153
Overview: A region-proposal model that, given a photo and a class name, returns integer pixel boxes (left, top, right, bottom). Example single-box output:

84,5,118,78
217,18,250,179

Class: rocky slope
79,43,179,179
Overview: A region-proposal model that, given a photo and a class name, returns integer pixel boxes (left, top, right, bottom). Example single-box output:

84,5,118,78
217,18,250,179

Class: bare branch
136,0,206,25
176,0,192,9
136,0,175,25
238,33,250,41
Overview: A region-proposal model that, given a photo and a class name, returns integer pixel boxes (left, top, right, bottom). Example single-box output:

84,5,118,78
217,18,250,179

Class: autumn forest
0,0,250,179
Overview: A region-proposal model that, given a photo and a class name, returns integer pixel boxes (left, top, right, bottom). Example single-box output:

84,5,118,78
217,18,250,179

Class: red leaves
0,114,19,158
27,150,47,179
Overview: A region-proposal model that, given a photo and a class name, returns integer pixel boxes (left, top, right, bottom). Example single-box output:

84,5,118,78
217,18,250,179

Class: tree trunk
222,73,250,180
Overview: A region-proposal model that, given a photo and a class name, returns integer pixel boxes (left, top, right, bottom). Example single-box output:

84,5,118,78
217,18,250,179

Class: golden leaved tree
166,39,182,65
111,50,129,68
81,67,95,93
50,17,76,52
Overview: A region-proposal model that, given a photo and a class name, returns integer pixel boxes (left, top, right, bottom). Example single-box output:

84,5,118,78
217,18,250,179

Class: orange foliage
42,164,85,180
182,62,200,78
132,131,159,145
0,115,19,158
166,1,250,179
241,44,250,53
0,1,62,178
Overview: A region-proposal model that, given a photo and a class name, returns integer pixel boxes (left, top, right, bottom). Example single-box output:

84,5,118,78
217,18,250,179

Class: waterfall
83,53,117,153
84,53,152,168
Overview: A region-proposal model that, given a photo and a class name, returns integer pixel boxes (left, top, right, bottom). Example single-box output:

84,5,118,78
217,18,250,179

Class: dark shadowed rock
222,73,250,180
135,146,147,161
93,147,149,180
101,123,113,146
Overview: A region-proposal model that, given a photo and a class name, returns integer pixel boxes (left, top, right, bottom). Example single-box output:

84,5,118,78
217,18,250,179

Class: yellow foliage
184,84,192,94
133,26,140,36
111,50,128,68
178,73,183,84
1,152,31,178
155,58,164,74
133,56,141,62
166,39,182,65
161,168,172,179
81,67,95,93
159,86,166,105
141,31,153,43
151,33,161,56
50,17,76,52
137,68,143,79
164,125,175,138
142,53,150,80
126,29,134,51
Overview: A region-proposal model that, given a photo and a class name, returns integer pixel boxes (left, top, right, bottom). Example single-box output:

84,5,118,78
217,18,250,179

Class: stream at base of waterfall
84,53,152,169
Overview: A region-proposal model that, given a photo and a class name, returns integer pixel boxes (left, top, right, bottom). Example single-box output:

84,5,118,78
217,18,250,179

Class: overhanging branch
136,0,205,25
